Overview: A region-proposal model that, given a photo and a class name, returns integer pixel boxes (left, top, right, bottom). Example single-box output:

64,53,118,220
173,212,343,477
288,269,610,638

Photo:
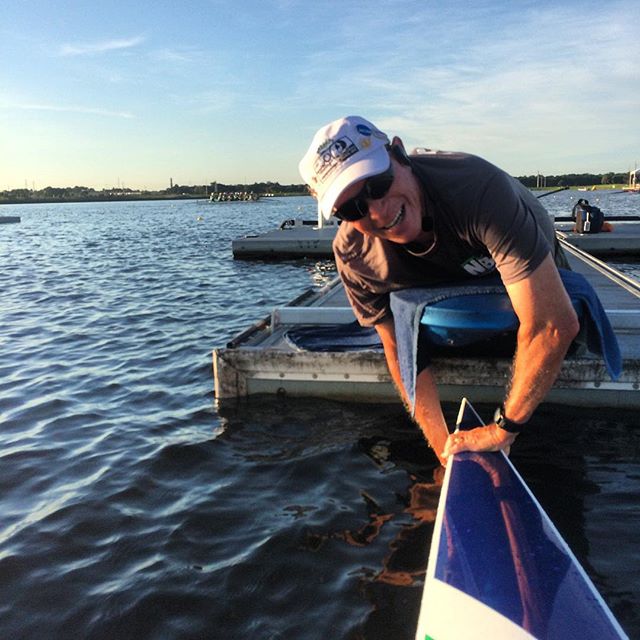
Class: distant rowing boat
209,191,261,203
415,398,628,640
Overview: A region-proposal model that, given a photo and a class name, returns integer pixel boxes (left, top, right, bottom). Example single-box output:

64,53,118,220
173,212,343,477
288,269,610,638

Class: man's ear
390,137,411,166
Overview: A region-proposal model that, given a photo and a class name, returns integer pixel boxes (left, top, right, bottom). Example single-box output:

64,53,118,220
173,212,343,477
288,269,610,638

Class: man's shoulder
410,148,472,159
410,149,494,170
410,151,508,214
333,222,367,262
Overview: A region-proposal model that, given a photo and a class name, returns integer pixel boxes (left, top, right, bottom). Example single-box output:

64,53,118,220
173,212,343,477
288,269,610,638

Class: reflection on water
218,397,639,639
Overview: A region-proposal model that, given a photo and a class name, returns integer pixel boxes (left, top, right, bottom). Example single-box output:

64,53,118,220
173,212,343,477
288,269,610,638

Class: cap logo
313,135,359,184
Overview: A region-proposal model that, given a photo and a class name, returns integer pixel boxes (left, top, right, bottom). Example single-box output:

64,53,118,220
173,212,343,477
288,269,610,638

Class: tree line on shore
0,172,631,204
0,181,307,204
517,171,629,188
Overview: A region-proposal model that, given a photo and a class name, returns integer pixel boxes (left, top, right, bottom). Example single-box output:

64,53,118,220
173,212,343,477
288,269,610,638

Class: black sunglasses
333,164,395,221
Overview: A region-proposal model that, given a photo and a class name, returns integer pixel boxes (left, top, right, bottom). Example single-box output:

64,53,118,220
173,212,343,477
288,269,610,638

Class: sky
1,0,639,191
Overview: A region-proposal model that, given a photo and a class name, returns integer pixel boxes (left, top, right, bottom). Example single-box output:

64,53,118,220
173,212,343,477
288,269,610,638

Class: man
299,115,580,466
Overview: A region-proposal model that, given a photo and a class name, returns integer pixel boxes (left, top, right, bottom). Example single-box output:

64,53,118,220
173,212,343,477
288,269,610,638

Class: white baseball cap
298,115,390,220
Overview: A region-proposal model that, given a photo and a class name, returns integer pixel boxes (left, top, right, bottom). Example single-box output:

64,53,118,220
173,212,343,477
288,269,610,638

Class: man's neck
403,228,435,255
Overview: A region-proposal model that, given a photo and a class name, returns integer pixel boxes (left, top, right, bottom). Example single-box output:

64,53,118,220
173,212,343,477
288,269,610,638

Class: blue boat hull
418,293,583,350
420,293,518,347
415,399,627,640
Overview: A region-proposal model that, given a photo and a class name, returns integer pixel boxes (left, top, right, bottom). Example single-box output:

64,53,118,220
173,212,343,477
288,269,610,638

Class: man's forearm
375,318,449,465
504,327,575,424
388,359,449,466
413,368,450,465
384,347,411,408
502,256,580,425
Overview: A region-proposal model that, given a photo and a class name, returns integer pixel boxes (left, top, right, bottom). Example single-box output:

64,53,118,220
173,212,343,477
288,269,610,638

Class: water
1,194,638,639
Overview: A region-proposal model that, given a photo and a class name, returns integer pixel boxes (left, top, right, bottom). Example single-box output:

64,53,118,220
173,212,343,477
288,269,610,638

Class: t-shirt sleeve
473,172,553,285
336,258,389,327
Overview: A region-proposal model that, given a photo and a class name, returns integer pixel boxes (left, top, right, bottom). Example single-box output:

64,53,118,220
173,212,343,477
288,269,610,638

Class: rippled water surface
1,194,639,639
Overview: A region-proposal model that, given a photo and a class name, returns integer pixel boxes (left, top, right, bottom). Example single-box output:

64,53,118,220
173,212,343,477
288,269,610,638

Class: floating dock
232,217,640,260
555,218,640,257
213,241,640,408
0,216,21,224
232,219,338,259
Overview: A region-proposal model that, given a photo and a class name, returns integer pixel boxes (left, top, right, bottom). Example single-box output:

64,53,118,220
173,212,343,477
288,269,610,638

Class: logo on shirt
461,255,496,276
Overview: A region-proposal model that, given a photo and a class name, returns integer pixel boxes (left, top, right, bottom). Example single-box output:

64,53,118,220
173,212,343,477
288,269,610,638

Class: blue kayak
420,293,518,347
418,292,584,349
415,399,628,640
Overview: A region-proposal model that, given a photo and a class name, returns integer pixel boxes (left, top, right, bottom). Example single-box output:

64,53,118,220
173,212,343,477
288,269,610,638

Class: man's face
333,154,426,244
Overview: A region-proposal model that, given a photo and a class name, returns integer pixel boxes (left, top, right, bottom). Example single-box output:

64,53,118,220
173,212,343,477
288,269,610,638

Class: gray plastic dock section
213,246,640,408
232,220,337,258
231,220,640,259
556,221,640,257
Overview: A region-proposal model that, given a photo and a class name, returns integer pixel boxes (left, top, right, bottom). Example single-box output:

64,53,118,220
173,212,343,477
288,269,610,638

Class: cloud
59,35,145,56
7,103,134,119
149,48,195,63
291,1,640,172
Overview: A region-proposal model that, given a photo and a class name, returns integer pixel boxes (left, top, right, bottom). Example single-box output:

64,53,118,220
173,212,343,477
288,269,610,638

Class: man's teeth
382,205,405,230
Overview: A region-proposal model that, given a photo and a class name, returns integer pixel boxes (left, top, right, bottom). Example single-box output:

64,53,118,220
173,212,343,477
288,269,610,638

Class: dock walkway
232,219,640,260
213,246,640,408
555,219,640,257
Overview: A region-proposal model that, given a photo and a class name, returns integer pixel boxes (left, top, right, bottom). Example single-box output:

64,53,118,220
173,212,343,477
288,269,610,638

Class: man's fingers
443,425,516,459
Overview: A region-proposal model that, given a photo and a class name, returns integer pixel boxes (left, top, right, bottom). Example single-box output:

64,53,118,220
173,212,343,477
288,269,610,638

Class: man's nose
366,196,391,221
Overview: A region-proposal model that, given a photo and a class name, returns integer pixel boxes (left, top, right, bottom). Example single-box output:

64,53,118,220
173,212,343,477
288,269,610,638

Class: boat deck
213,243,640,408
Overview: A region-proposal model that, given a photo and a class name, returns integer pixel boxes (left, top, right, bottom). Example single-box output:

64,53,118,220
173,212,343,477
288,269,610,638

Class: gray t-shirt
334,151,563,326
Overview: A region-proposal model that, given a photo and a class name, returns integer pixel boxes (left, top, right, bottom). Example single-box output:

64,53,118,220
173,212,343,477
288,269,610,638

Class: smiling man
299,116,579,466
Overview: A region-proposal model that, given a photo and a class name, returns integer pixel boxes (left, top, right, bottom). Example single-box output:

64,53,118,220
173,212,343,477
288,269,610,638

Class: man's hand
442,424,517,459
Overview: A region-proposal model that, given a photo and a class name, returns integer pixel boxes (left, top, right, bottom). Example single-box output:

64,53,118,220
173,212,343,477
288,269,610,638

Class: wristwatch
494,404,526,433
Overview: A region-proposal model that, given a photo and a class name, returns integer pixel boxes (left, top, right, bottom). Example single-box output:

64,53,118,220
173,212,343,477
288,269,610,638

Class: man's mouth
381,205,405,230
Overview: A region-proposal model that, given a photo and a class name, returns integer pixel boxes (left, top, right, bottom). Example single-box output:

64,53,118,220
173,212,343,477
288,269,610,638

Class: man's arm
503,255,580,421
444,254,580,457
375,317,450,466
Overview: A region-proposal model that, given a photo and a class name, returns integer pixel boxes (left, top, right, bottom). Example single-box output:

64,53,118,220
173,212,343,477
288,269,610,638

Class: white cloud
149,47,196,63
291,1,640,173
59,35,145,56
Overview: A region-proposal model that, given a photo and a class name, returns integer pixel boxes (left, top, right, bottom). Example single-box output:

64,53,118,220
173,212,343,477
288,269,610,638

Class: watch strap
494,404,526,433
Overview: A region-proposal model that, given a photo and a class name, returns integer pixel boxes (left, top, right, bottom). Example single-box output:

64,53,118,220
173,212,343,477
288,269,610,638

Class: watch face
494,405,523,433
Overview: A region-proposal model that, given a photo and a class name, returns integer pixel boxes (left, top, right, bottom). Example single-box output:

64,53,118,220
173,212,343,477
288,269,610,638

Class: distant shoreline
0,184,629,206
0,193,307,206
